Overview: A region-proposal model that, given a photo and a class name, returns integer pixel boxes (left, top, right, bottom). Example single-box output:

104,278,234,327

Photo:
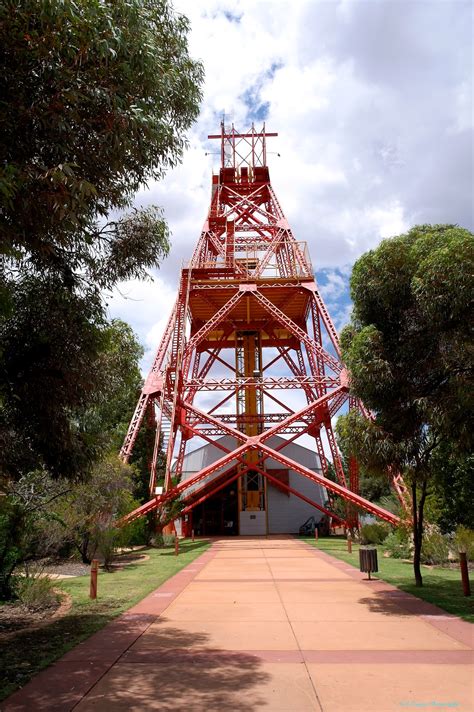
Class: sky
108,0,473,375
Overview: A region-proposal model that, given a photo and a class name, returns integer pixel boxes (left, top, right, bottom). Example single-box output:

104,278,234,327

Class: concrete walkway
4,537,473,711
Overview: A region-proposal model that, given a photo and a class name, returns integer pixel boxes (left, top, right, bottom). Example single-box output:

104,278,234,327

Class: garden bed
0,591,72,639
0,539,210,702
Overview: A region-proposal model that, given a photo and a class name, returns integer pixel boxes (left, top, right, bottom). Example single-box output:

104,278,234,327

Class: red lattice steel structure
120,122,406,529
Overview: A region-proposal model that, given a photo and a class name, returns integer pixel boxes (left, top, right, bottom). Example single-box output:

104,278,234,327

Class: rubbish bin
359,546,378,579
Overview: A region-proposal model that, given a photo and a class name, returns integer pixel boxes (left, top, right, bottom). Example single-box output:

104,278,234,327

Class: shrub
162,533,176,548
95,528,117,571
360,523,390,545
383,528,411,559
117,516,148,548
0,502,25,600
453,526,474,560
421,529,451,565
17,576,58,611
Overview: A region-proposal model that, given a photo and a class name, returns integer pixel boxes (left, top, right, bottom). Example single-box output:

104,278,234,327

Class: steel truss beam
120,434,399,527
181,462,345,525
184,376,339,391
120,121,410,528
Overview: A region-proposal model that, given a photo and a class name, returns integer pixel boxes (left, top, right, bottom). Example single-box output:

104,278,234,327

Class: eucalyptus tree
0,0,203,482
0,0,203,286
338,224,473,586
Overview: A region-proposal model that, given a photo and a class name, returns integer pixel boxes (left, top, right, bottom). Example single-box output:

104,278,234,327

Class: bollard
192,529,195,543
314,527,319,541
90,559,99,599
459,552,471,597
347,537,352,554
175,536,179,556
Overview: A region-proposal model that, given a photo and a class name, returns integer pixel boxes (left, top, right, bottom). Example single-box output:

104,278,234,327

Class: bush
95,528,117,571
453,526,474,560
0,502,25,600
383,528,411,559
360,523,390,545
117,516,148,548
162,534,176,548
421,529,450,565
17,576,58,611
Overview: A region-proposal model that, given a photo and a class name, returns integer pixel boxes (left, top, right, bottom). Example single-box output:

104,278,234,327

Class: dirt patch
41,560,90,577
0,590,72,641
39,550,149,577
105,552,150,571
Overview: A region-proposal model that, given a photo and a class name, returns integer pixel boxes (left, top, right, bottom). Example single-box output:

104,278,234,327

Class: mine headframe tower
119,122,406,529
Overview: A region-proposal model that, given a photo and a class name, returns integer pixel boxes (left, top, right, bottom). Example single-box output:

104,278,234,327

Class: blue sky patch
223,10,242,24
315,266,353,334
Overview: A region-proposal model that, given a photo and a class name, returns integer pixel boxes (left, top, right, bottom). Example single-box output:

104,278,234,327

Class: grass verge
0,539,210,702
303,536,473,623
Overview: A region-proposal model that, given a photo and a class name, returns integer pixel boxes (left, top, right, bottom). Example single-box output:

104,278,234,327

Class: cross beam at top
208,120,278,170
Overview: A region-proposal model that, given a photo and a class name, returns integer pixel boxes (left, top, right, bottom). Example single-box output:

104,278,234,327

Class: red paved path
3,537,473,711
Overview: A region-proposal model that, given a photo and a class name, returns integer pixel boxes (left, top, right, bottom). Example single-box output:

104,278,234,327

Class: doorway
193,480,239,536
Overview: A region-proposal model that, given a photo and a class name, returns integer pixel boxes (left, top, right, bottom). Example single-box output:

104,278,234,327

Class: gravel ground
41,550,149,577
41,560,90,577
0,601,61,639
0,550,148,639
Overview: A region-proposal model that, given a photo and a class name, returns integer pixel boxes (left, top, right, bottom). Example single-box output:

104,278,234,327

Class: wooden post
347,535,352,554
192,529,195,542
89,559,99,599
175,536,179,556
459,552,471,596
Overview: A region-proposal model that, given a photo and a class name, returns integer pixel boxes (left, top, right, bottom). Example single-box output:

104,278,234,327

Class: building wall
179,435,327,534
240,511,267,535
267,471,326,534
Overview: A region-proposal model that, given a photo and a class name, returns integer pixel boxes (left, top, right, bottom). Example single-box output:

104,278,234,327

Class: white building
178,435,328,536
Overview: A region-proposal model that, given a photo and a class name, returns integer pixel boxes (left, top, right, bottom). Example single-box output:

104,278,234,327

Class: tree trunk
411,480,422,586
0,565,17,600
77,534,91,564
413,535,423,587
0,506,25,599
412,477,428,587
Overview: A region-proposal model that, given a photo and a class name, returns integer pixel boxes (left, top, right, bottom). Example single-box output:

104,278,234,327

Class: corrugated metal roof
180,434,320,475
179,435,322,497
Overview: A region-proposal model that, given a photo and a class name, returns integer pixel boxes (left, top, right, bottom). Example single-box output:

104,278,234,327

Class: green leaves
0,275,106,480
0,0,203,284
0,0,202,483
96,206,171,288
342,223,474,570
412,227,474,325
0,280,145,482
344,223,474,450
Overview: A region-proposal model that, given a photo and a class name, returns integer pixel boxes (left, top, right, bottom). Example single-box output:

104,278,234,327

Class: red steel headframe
119,121,407,529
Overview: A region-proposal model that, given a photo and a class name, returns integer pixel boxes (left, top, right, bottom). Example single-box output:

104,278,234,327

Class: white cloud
367,201,408,240
318,271,347,301
107,276,176,375
108,0,473,367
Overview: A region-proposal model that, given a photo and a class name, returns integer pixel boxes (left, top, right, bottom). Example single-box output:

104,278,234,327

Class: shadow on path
78,621,271,711
0,610,117,701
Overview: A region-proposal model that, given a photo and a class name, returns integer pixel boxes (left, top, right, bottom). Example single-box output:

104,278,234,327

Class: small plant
118,517,148,548
95,528,117,571
162,534,176,548
360,523,390,545
17,575,58,611
383,527,412,559
421,527,450,565
453,526,474,560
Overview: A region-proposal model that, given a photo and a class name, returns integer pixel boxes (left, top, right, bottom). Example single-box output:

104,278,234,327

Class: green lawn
303,536,474,623
0,539,210,702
